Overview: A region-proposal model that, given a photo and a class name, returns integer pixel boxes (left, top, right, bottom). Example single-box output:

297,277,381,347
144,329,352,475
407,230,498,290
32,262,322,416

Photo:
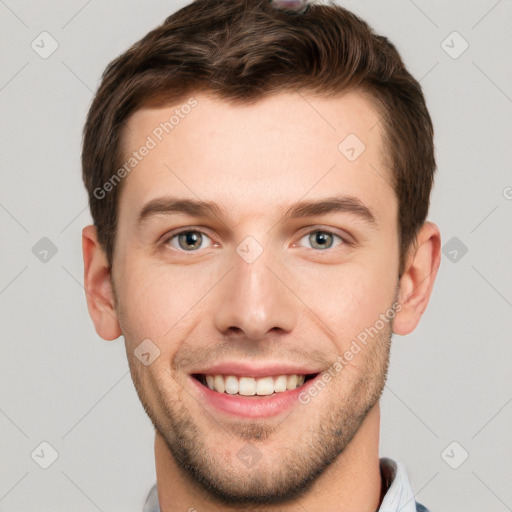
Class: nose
213,238,298,342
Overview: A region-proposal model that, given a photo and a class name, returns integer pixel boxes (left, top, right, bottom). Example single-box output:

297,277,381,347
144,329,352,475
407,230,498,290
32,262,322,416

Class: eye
161,227,348,253
163,229,214,252
297,229,345,250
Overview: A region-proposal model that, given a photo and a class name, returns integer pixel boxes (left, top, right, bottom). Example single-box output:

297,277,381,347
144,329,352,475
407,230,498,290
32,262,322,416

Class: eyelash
159,226,351,253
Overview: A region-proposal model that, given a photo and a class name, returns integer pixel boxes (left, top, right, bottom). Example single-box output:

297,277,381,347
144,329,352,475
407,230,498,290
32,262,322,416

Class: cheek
115,259,217,347
115,263,170,346
298,256,398,345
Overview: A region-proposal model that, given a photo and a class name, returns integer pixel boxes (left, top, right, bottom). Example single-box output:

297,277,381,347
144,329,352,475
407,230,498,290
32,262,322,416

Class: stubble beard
128,320,393,507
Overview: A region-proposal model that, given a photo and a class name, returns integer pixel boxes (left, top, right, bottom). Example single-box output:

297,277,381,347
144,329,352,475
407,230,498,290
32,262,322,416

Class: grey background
1,0,511,510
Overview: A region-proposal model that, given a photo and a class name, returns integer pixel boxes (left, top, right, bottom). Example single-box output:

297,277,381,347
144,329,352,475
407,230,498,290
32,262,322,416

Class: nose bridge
213,234,297,341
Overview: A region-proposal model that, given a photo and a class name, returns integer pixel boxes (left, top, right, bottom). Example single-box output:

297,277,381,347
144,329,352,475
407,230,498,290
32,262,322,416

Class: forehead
117,90,394,225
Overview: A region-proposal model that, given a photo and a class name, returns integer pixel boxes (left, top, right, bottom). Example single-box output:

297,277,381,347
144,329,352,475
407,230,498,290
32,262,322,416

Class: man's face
112,91,400,504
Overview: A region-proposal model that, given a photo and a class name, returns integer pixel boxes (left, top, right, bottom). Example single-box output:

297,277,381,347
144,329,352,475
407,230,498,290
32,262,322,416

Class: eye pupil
179,231,202,250
309,231,333,249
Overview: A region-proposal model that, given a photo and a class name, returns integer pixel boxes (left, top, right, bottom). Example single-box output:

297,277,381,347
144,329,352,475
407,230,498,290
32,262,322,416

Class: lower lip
189,375,320,419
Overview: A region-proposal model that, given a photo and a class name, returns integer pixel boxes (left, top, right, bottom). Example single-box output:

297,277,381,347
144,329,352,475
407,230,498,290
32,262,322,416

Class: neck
154,403,383,512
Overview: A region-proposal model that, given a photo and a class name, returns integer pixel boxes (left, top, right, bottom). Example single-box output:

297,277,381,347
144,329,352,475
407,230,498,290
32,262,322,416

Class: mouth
192,373,318,396
188,362,324,418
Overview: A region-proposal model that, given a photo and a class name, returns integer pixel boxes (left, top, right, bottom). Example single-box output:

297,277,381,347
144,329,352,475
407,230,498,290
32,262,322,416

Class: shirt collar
378,457,419,512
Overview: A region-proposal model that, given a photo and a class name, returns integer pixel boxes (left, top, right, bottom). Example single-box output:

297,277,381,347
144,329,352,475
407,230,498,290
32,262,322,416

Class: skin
82,90,441,512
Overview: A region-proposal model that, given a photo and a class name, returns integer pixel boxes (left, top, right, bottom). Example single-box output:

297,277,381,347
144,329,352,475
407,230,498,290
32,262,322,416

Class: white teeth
213,374,225,393
256,376,274,396
286,374,298,390
202,374,309,395
255,377,274,396
224,375,239,395
239,377,256,396
274,375,287,393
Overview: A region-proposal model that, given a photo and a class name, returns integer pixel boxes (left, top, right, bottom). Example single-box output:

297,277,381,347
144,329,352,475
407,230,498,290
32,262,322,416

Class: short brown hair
82,0,435,275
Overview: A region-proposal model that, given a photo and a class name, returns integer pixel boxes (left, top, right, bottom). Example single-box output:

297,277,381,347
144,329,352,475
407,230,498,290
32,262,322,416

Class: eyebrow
136,195,377,228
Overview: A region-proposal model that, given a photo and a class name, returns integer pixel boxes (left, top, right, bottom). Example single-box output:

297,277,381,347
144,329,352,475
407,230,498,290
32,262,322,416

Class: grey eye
167,230,213,252
270,0,310,14
298,230,344,251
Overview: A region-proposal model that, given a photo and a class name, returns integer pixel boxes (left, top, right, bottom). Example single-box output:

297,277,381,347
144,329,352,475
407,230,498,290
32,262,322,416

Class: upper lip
190,361,322,378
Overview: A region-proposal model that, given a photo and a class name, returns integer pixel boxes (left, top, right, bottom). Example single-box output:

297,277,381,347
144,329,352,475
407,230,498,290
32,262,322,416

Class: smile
189,371,321,418
193,373,318,396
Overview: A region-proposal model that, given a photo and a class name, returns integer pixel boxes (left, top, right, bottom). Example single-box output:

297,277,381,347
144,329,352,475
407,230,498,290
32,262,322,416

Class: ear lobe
393,222,441,336
82,224,122,341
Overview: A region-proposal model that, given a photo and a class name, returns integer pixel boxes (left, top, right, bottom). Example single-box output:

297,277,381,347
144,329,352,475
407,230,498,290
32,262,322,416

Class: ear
82,224,122,341
393,221,441,335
